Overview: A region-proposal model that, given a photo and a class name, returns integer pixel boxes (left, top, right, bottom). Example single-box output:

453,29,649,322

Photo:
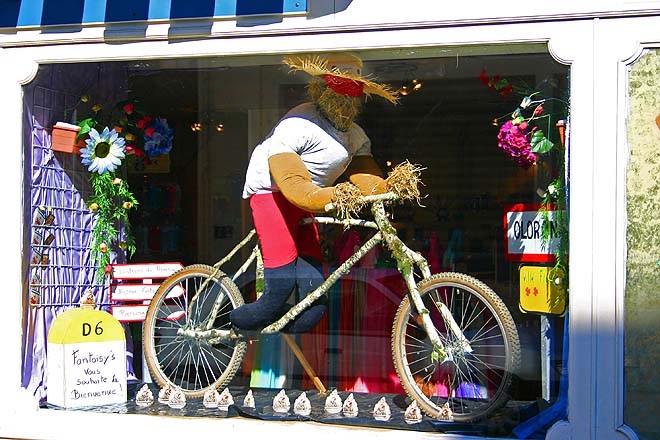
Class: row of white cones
135,384,453,423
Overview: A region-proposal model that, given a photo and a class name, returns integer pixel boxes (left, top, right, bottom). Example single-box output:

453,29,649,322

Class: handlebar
324,192,400,213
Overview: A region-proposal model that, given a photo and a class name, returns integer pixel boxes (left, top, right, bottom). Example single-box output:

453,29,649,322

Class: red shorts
249,192,322,268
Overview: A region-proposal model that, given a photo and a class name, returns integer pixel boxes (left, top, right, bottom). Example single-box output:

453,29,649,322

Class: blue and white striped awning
0,0,307,29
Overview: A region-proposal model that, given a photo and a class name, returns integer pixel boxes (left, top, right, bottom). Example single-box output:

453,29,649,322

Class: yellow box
519,265,566,315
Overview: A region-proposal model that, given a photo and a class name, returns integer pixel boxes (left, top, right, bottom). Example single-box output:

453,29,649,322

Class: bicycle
143,191,521,422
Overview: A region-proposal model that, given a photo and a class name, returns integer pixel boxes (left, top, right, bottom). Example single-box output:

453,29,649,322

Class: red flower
105,264,113,274
134,149,145,158
533,105,544,116
137,116,153,129
125,145,135,154
145,127,156,138
500,84,513,97
123,103,134,114
478,69,489,86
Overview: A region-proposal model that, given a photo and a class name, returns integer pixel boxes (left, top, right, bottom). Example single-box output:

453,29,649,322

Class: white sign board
47,309,126,408
504,204,563,263
111,304,151,322
111,283,184,301
111,262,183,279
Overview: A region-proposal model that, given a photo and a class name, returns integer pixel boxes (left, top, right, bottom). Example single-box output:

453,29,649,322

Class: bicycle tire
143,264,246,397
391,272,521,422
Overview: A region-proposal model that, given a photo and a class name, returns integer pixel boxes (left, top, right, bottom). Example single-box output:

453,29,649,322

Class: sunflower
80,127,127,174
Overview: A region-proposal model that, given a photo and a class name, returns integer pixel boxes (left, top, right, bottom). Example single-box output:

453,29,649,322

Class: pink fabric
351,270,406,394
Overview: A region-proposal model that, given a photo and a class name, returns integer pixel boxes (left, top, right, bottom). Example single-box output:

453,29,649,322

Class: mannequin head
308,77,362,131
284,52,398,131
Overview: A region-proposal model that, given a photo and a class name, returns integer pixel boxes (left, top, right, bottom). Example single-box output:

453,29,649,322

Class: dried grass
333,181,364,220
386,161,426,204
308,78,361,131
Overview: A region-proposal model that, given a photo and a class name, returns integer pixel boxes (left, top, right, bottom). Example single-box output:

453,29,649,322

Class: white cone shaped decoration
404,400,423,424
243,389,255,408
272,389,290,413
342,393,358,418
217,387,234,411
373,396,391,421
167,387,186,409
135,384,154,407
202,388,220,409
439,402,454,421
294,391,312,416
324,389,342,414
158,385,173,404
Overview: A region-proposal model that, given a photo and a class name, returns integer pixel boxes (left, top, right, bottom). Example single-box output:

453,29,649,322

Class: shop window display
22,49,569,437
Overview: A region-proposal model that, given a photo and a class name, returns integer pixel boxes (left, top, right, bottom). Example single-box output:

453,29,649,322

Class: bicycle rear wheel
143,264,246,397
391,272,521,422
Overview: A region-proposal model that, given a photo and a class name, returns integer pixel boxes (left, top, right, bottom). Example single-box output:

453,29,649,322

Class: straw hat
283,53,399,105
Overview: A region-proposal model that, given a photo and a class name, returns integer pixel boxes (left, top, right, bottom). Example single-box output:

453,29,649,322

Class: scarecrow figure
231,53,398,333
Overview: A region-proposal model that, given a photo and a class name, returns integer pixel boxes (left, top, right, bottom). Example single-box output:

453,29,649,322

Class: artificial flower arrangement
480,69,569,276
77,100,174,164
73,98,174,282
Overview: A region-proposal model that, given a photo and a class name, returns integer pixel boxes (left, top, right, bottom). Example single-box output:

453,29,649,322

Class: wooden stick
281,333,326,394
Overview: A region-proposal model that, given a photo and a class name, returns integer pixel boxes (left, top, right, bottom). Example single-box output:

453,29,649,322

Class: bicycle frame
183,193,472,363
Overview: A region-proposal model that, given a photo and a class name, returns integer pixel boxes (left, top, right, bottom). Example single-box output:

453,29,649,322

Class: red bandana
322,74,364,97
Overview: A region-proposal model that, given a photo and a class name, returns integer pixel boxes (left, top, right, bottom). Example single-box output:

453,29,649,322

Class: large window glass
625,48,660,440
23,48,569,437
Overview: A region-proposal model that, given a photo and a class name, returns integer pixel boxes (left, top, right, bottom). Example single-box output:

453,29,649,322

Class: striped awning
0,0,307,29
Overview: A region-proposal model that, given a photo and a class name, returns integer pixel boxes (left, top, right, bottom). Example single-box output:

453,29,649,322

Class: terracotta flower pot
51,123,86,154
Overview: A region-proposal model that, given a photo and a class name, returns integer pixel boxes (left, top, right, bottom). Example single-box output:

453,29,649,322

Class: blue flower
143,117,173,157
80,127,126,174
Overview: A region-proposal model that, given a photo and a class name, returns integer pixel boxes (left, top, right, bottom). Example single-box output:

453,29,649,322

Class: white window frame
3,5,660,439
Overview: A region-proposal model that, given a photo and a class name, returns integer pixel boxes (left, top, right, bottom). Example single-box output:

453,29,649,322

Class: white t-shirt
242,102,372,198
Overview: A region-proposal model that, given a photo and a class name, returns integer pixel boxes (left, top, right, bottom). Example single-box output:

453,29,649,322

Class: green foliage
76,117,97,142
71,96,144,283
88,171,138,283
541,142,569,311
539,172,569,306
531,129,555,154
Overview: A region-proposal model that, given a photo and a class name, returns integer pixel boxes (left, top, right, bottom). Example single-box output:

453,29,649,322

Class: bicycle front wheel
143,264,246,397
391,272,521,422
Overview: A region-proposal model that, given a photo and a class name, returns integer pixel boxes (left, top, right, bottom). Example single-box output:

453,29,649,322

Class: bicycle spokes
144,266,247,396
392,273,520,422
